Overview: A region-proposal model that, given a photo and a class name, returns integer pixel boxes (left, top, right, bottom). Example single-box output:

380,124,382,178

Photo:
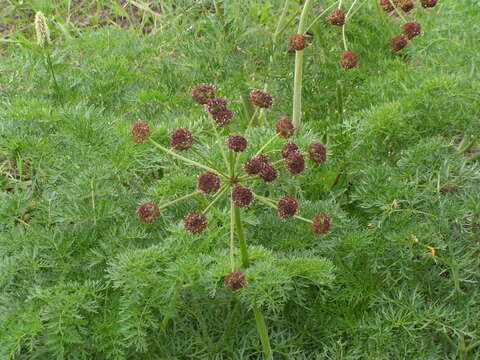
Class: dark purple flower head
224,269,247,291
228,135,247,152
259,163,278,183
250,90,273,109
311,213,331,235
380,0,396,12
400,0,414,12
328,8,346,26
308,141,327,164
244,155,269,175
206,98,228,114
231,186,254,208
340,51,358,70
277,195,299,219
137,202,159,223
184,211,207,234
421,0,437,8
391,34,409,51
276,118,295,139
197,172,221,194
289,34,307,51
131,122,151,143
402,21,422,39
212,108,234,126
192,84,216,105
281,141,299,159
170,128,193,151
285,152,305,175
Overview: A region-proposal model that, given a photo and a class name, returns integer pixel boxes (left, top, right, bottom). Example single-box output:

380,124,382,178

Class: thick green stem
253,304,273,360
233,205,250,268
45,51,64,109
230,199,235,271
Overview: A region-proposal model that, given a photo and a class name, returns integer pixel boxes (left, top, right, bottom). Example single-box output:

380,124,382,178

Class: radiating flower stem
159,190,203,211
255,133,280,157
342,0,361,50
387,0,408,22
191,148,229,178
233,204,250,268
203,186,228,213
253,303,273,360
304,1,338,34
254,193,313,223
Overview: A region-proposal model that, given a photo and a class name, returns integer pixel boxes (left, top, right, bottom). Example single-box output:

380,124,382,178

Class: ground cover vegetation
0,0,479,359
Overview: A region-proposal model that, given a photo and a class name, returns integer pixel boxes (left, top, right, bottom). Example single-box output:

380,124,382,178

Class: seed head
276,118,295,139
228,135,248,152
311,213,331,234
34,11,51,48
281,141,299,159
131,122,151,143
137,202,160,223
391,34,409,51
259,162,278,183
170,128,193,150
184,211,207,234
277,195,299,219
206,98,229,114
285,152,305,176
250,90,274,109
192,84,216,105
402,21,422,39
224,269,247,291
231,186,254,208
339,51,358,70
289,34,307,51
244,155,269,175
421,0,437,8
400,0,415,12
197,172,221,194
308,141,327,164
328,8,346,26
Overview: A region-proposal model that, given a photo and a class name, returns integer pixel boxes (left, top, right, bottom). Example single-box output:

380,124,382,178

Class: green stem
292,49,304,127
45,51,64,109
233,204,250,268
253,304,273,360
255,133,280,157
159,190,203,210
213,125,230,171
203,186,228,213
192,148,229,178
387,0,408,22
230,199,235,271
304,1,338,34
342,0,361,50
254,194,313,223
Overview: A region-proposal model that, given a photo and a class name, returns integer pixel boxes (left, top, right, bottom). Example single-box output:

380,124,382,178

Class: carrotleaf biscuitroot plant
131,85,333,358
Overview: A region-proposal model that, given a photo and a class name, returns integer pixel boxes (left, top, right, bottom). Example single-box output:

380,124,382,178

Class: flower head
289,34,307,51
250,90,274,109
281,141,299,159
276,118,295,139
206,98,229,114
34,11,51,48
328,8,346,26
192,84,216,105
228,135,248,152
421,0,437,8
380,0,397,12
391,34,409,51
131,122,151,143
340,51,358,70
224,269,247,291
259,162,278,183
402,21,422,39
212,109,234,126
285,152,305,176
170,128,193,150
400,0,415,12
277,195,299,219
308,141,327,164
184,211,207,234
137,202,160,223
244,155,269,175
197,172,221,194
231,186,254,208
311,213,331,234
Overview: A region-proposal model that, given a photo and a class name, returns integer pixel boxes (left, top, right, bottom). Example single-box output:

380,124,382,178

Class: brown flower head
277,195,299,219
244,155,269,175
231,186,254,208
285,151,305,175
276,118,295,138
259,162,278,183
192,84,216,105
206,98,228,114
400,0,415,12
421,0,437,8
250,90,274,109
228,135,248,152
328,8,346,26
224,269,247,291
311,213,331,234
197,172,221,194
289,34,307,51
340,51,358,70
402,21,422,39
281,141,299,159
212,108,234,126
391,34,409,51
184,211,207,234
137,202,160,223
170,128,193,150
131,122,151,143
380,0,397,12
308,141,327,164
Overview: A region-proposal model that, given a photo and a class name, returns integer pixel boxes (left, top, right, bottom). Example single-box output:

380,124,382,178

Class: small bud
289,34,307,51
171,128,193,150
131,122,151,143
228,135,248,152
402,21,422,39
391,34,409,51
259,163,278,183
276,118,295,139
285,152,305,175
421,0,437,8
244,155,269,175
308,141,327,164
192,84,216,105
184,211,207,234
277,195,299,219
400,0,415,12
281,141,299,159
311,213,331,234
34,11,51,48
328,8,346,26
231,186,254,208
224,269,247,291
250,90,274,109
137,202,160,223
339,51,358,70
197,172,221,194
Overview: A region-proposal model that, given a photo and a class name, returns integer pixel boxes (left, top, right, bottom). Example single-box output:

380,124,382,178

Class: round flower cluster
228,135,248,152
277,195,299,219
250,90,274,109
131,122,151,143
192,84,216,105
232,186,253,208
197,172,221,194
276,118,295,138
224,269,247,291
340,51,358,70
206,98,234,126
312,213,331,234
289,34,307,51
308,141,327,164
171,128,193,150
137,202,159,223
184,211,207,234
328,8,346,26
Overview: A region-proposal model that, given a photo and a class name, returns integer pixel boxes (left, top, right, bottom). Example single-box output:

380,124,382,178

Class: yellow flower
427,246,436,257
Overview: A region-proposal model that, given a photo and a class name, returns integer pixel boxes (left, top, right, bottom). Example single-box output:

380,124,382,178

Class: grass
1,0,479,359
